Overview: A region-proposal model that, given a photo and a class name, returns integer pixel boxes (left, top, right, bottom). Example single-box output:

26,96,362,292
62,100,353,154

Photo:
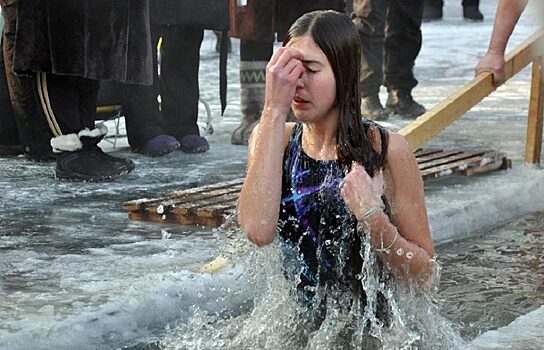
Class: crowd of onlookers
1,0,522,183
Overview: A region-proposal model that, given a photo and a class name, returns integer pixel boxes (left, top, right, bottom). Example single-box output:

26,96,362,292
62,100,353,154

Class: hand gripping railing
399,29,544,164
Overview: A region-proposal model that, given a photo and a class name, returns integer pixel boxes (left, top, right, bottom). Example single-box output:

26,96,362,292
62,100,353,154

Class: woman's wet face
286,35,338,123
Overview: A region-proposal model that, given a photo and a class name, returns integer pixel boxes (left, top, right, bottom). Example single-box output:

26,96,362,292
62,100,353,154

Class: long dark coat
11,0,153,85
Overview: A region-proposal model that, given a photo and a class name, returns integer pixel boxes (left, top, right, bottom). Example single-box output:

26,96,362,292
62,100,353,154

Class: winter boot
361,95,389,121
385,89,426,119
51,125,135,181
231,61,267,145
463,6,484,21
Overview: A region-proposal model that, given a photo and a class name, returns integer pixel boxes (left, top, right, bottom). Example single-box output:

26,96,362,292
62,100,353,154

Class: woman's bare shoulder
386,131,412,161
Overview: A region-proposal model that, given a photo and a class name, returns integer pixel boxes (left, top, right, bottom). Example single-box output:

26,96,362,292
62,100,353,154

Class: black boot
361,95,389,121
463,6,484,21
422,5,443,22
53,128,135,181
386,90,426,119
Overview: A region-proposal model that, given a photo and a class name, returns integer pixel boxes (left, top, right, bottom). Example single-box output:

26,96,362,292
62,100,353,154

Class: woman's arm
474,0,528,86
238,47,304,246
341,132,435,285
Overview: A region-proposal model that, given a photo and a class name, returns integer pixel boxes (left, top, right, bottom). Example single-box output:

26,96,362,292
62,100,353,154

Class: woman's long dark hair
283,10,388,176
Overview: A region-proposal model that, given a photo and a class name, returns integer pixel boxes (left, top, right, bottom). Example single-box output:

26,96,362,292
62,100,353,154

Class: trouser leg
2,4,52,157
424,0,443,8
383,0,423,94
0,29,19,146
120,22,165,149
462,0,479,7
160,25,204,139
231,40,272,145
352,0,388,97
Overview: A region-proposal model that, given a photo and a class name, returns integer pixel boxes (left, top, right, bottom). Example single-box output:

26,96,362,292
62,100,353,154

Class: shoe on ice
385,89,426,119
361,95,389,121
56,146,135,181
179,135,210,154
463,6,484,21
51,125,134,181
140,134,180,157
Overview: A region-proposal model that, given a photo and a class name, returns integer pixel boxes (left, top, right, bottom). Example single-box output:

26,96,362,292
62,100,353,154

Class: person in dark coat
352,0,427,121
9,0,153,181
230,0,345,145
118,0,210,157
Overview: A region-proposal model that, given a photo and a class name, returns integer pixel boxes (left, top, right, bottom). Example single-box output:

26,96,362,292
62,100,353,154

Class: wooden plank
414,148,443,157
176,193,239,215
129,209,225,227
525,58,544,164
461,156,511,176
400,30,544,150
420,152,505,179
419,151,483,170
196,201,238,218
123,178,244,211
153,186,241,212
416,150,464,164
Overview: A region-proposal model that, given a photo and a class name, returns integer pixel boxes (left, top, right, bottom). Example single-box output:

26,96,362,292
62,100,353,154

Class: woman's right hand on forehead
263,47,305,119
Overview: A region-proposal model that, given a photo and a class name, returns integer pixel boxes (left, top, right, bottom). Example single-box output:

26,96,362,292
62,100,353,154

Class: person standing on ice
351,0,427,121
237,10,436,334
9,0,153,181
475,0,529,86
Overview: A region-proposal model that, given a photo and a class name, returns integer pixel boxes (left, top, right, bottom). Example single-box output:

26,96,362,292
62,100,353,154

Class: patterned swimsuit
278,122,361,302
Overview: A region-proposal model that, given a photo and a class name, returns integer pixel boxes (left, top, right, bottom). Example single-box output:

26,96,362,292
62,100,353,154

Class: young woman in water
237,10,435,311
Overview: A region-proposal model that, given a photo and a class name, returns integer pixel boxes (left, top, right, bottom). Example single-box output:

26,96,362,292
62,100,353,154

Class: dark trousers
34,73,100,136
0,32,18,145
121,23,203,148
424,0,479,8
2,4,52,150
353,0,424,96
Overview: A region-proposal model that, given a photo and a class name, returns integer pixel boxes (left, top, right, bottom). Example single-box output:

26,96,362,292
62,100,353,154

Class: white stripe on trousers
36,72,62,137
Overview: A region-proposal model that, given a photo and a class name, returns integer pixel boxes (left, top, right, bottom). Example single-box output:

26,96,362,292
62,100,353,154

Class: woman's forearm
238,110,286,246
361,211,435,285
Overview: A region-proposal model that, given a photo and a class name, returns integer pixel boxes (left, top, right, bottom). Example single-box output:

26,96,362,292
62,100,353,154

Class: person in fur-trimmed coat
8,0,153,181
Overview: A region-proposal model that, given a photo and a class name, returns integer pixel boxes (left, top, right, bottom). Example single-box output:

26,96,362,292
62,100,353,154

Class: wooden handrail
400,29,544,164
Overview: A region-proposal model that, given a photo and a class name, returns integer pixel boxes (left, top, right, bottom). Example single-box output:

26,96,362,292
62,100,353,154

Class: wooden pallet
123,149,510,227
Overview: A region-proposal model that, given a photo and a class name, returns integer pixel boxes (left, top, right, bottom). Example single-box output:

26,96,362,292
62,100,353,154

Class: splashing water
161,212,465,350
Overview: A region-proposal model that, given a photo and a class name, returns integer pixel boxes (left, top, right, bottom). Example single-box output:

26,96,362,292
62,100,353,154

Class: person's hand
340,164,384,222
475,51,505,87
263,47,305,120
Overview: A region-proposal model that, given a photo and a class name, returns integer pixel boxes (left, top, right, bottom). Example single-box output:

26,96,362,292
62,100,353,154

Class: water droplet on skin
396,247,404,256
